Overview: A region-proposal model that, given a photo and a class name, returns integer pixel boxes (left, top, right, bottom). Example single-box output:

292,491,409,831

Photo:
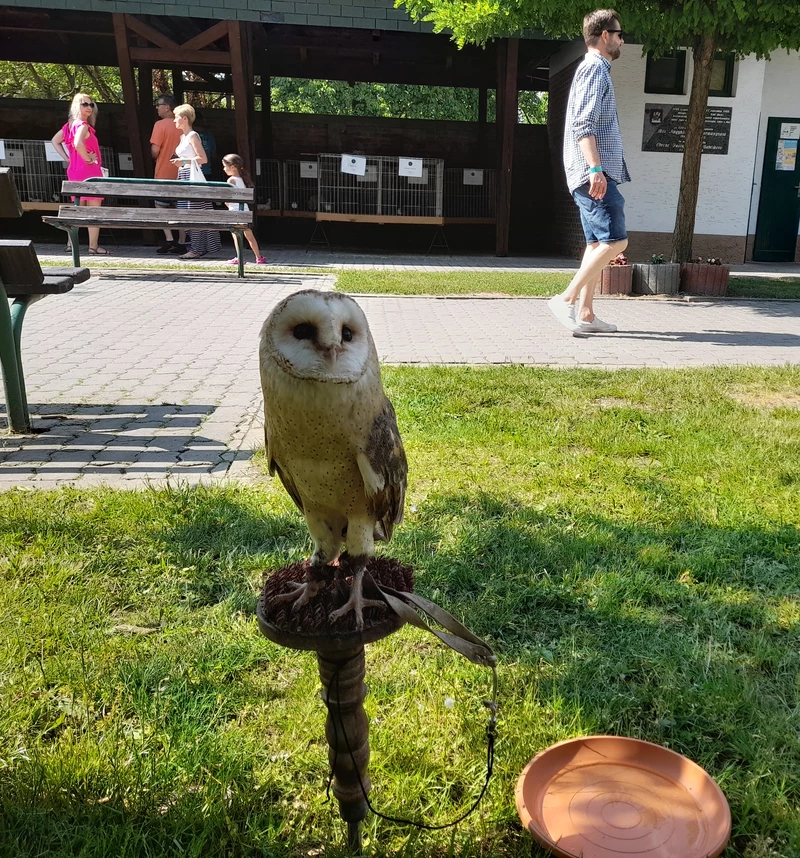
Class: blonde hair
68,93,98,127
174,103,196,125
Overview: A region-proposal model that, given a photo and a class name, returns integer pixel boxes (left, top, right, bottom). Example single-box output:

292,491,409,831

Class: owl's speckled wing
361,397,407,542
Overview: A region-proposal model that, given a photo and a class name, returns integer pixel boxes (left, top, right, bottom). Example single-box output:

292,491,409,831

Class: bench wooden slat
45,207,252,231
0,239,44,290
62,180,253,203
41,266,91,284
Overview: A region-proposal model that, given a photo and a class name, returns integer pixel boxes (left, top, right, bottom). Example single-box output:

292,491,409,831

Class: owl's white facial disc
262,290,373,383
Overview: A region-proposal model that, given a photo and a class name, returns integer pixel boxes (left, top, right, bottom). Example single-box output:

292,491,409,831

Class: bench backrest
0,240,43,289
0,168,24,219
61,178,254,205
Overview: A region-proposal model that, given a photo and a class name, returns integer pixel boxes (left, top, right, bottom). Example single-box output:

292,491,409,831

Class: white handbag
188,157,206,183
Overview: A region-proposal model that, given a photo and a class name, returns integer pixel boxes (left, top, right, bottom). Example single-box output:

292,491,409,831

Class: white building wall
611,46,765,239
748,51,800,237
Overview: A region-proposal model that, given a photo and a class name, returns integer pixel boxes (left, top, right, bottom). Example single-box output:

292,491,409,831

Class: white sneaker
575,315,617,333
547,296,578,331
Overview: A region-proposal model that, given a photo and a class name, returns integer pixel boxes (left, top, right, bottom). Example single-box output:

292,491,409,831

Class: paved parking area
1,268,798,489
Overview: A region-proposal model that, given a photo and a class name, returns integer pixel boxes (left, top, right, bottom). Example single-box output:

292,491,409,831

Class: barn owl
259,290,408,630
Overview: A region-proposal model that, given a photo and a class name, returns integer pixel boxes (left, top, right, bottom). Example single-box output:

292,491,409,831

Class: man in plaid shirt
549,9,630,334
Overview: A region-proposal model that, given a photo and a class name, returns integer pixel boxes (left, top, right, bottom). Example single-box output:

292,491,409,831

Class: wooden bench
42,177,255,278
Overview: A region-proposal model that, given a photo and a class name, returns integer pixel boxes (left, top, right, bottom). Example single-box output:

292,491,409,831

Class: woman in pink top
51,93,109,254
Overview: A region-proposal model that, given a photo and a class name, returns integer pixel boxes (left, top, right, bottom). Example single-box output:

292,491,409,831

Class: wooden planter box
680,263,731,296
632,262,680,295
597,264,633,295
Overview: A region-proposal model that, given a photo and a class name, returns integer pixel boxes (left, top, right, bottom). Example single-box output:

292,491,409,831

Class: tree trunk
671,34,716,262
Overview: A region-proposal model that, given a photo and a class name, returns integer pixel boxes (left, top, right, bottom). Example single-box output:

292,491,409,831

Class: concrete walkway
1,264,798,489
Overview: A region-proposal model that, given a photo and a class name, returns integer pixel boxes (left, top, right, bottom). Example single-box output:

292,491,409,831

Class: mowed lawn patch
336,269,572,296
1,365,798,858
336,268,800,300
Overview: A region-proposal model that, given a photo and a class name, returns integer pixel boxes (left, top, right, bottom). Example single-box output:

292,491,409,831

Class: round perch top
257,557,414,653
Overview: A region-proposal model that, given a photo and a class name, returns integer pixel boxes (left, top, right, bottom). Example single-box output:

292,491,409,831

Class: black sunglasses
81,101,95,108
605,28,624,36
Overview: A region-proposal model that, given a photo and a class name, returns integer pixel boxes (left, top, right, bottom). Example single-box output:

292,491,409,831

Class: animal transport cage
443,168,496,221
316,154,444,219
282,159,320,216
0,139,116,205
255,158,282,213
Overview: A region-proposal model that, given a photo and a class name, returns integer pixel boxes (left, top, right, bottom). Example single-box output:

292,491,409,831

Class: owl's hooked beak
322,344,341,367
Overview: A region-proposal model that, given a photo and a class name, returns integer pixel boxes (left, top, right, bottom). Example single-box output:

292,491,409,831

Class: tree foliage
0,63,546,124
270,77,547,122
0,62,123,102
398,0,800,59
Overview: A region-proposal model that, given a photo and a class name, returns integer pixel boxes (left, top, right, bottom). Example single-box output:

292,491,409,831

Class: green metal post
70,227,81,268
0,281,30,433
10,295,36,410
233,229,245,279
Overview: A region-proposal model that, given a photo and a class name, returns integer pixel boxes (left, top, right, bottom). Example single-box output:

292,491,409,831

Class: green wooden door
753,117,800,262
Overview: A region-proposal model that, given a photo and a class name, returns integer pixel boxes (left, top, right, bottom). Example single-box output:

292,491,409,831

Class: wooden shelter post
112,13,147,179
495,37,518,257
228,21,256,176
171,67,185,102
137,63,154,178
478,86,488,164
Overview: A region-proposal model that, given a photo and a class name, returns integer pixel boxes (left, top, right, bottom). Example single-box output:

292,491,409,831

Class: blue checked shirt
563,53,630,193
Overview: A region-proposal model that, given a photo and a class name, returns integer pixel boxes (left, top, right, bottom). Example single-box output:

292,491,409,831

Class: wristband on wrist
589,165,604,174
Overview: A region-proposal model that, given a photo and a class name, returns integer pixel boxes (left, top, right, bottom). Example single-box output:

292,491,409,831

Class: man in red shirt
150,94,185,254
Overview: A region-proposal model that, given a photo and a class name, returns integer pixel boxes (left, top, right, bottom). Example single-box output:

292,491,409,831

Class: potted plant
680,256,731,296
632,254,681,295
598,252,633,295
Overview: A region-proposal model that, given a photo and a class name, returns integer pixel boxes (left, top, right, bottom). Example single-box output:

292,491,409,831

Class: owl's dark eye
342,326,353,342
293,323,317,341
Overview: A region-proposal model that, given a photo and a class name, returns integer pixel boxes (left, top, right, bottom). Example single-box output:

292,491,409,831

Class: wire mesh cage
317,154,444,218
443,168,496,220
282,159,320,215
0,139,116,205
255,158,282,212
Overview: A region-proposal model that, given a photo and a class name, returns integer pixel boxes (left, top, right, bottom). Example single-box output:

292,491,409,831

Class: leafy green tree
269,78,546,123
0,62,122,102
398,0,800,260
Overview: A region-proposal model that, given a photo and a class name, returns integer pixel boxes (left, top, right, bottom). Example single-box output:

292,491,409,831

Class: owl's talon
273,578,324,608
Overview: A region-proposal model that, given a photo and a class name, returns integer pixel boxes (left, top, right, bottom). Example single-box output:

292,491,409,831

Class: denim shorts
572,178,627,244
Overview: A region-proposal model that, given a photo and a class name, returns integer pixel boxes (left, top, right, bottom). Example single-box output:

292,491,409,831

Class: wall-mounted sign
775,139,797,171
300,160,318,179
398,158,423,178
463,169,484,186
1,147,22,166
642,104,732,155
118,152,133,171
44,141,64,161
341,154,366,176
779,122,800,140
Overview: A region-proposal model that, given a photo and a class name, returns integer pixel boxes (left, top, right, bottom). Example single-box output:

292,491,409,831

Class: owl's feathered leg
329,517,384,630
274,512,342,610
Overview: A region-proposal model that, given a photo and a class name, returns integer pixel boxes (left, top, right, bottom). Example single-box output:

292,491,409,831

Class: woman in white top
170,104,221,260
222,153,266,264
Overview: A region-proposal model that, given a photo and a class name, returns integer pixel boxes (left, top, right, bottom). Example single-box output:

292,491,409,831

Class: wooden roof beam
181,20,229,51
125,15,179,50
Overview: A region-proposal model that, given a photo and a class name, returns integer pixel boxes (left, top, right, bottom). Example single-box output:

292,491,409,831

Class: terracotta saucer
515,735,731,858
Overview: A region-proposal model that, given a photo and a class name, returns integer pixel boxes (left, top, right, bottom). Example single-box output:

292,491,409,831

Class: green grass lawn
727,277,800,300
1,366,799,857
336,270,800,300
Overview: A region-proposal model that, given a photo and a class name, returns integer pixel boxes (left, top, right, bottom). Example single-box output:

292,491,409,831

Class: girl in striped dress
170,104,221,259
